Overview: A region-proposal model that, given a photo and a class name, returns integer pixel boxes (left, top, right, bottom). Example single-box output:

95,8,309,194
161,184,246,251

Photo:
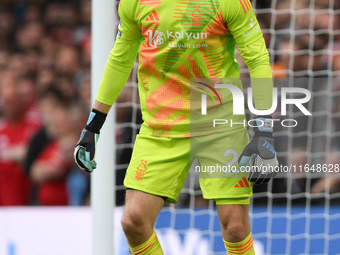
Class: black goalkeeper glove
238,116,278,185
74,109,107,173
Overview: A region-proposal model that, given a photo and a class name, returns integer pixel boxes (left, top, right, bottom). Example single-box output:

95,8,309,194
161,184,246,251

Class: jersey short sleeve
221,0,262,46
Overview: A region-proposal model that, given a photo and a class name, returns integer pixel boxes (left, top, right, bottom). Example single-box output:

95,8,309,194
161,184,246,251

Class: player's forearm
248,63,273,110
96,40,140,106
239,37,273,110
93,100,111,114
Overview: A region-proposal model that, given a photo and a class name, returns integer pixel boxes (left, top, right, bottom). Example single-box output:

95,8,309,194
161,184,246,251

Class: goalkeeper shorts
124,128,252,204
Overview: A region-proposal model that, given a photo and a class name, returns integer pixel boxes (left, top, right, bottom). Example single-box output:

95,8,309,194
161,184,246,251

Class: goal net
114,0,340,254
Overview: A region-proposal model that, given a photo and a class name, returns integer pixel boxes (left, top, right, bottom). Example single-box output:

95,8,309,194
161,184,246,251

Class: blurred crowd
0,0,139,206
243,0,340,205
0,0,339,207
0,0,94,206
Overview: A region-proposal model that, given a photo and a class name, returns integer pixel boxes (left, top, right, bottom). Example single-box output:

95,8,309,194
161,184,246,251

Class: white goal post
91,0,116,254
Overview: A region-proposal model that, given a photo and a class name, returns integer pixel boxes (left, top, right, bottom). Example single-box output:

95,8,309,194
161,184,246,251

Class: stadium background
0,0,339,254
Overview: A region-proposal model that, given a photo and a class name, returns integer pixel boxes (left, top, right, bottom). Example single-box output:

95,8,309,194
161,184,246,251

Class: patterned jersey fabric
96,0,272,137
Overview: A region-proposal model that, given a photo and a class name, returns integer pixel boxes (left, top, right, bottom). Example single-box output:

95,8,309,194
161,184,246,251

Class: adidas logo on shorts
234,177,250,188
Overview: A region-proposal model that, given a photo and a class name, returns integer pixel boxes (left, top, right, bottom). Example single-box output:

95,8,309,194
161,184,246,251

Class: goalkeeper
75,0,277,254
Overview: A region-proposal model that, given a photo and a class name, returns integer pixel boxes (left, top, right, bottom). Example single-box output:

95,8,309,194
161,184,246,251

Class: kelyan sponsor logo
146,29,208,48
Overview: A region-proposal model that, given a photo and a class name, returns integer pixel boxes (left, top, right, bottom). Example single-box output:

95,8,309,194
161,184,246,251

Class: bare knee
121,208,149,236
222,220,249,242
217,205,250,242
121,190,164,246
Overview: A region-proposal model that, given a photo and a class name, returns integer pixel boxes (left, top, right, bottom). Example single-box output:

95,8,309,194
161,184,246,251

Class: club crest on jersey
191,6,202,26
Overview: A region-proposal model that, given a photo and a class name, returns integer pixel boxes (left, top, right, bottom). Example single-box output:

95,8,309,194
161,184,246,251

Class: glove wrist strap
254,115,273,134
85,109,107,134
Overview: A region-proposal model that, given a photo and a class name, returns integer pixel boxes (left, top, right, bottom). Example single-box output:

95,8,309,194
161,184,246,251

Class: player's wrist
254,115,273,135
85,109,107,134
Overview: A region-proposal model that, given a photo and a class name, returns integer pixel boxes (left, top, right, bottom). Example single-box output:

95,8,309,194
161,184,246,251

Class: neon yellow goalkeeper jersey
96,0,273,137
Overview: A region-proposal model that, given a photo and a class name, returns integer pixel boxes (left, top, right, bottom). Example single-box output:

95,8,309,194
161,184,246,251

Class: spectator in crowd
0,69,41,205
67,103,90,205
24,87,78,205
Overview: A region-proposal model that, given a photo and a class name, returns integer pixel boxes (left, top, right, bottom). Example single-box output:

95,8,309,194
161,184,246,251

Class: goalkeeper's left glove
238,116,278,185
74,109,107,173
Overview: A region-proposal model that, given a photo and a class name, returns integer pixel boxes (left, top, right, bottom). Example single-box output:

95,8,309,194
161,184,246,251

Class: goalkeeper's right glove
238,116,278,185
74,109,107,173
